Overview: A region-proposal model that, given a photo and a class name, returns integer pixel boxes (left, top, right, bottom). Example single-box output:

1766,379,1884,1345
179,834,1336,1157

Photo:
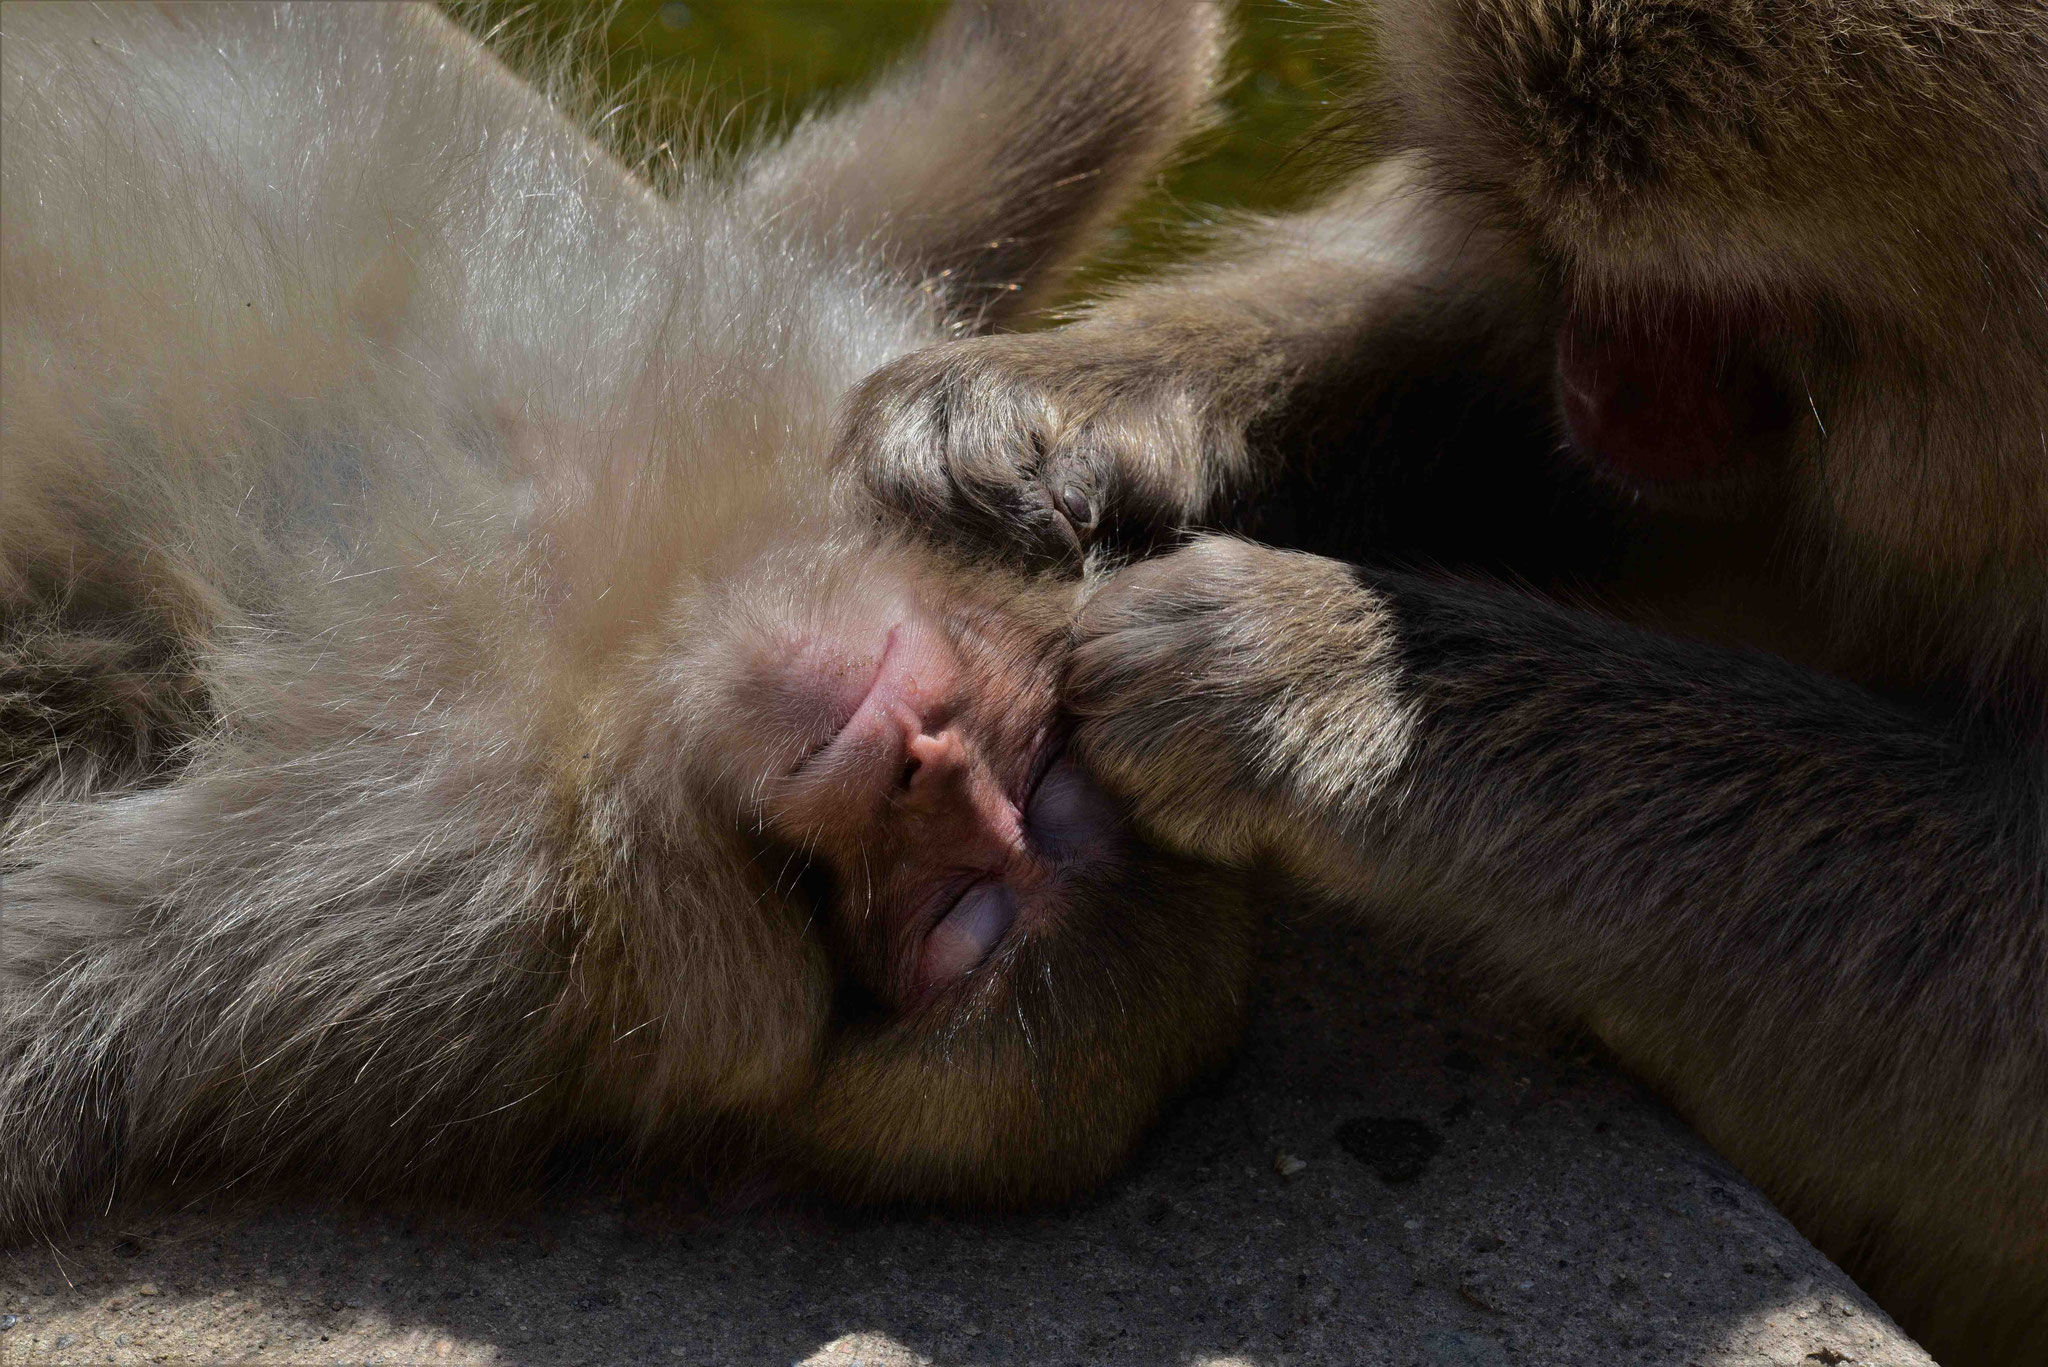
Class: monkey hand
1066,536,1404,866
834,325,1257,570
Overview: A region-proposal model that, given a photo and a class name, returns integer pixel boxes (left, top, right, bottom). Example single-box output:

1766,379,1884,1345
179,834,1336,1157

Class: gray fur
838,2,2048,1362
0,0,1256,1239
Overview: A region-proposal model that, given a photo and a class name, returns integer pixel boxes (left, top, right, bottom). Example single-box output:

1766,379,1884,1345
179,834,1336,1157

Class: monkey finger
939,425,1082,567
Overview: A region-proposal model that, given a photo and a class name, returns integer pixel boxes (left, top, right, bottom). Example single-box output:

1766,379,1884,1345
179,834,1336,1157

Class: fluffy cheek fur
552,803,834,1132
795,848,1258,1206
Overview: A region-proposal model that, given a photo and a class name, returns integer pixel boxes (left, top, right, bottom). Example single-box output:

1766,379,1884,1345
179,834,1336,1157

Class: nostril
904,729,964,786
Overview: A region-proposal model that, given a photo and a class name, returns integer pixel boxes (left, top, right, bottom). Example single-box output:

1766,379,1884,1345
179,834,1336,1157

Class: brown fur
0,0,1259,1240
837,2,2048,1361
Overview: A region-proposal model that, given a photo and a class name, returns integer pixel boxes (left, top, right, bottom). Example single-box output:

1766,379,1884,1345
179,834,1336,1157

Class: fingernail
1057,483,1095,530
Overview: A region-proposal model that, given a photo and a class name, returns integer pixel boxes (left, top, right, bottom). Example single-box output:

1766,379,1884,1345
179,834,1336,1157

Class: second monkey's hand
834,319,1276,571
1065,536,1409,868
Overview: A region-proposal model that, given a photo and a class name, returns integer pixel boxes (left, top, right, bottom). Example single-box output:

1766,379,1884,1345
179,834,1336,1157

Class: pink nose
903,725,969,799
897,723,1028,863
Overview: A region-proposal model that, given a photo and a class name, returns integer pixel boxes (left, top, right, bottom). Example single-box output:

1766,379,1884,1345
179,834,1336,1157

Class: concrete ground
1,918,1933,1366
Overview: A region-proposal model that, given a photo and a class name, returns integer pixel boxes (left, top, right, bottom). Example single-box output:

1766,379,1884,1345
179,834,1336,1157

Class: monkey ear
743,0,1225,333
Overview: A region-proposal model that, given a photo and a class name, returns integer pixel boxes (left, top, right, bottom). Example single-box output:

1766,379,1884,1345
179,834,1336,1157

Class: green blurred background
452,1,1370,297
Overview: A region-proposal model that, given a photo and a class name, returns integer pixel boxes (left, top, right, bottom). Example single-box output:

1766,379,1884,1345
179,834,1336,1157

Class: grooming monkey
0,0,1260,1238
840,0,2048,1360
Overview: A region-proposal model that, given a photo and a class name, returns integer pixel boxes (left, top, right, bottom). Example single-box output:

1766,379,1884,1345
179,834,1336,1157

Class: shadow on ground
1,919,1930,1366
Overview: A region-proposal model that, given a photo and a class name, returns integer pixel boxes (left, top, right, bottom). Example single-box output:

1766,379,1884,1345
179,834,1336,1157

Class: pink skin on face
769,612,1120,1006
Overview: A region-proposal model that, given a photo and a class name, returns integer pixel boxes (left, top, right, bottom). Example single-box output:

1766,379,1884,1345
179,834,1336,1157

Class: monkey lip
915,879,1020,989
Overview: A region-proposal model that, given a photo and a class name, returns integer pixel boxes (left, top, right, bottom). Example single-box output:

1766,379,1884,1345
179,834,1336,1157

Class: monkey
835,1,2048,1361
0,0,1263,1242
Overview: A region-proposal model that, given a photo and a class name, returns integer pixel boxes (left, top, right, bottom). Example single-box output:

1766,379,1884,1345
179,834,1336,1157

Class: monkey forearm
1099,156,1552,475
1070,539,2048,1247
1323,573,2037,1027
748,0,1227,331
836,157,1558,564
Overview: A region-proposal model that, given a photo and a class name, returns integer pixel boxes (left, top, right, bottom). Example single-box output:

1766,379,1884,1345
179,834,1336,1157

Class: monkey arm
834,156,1587,573
1067,536,2048,1316
747,0,1226,333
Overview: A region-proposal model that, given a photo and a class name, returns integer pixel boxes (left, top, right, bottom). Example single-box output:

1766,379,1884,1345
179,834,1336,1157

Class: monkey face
762,574,1122,1005
574,534,1259,1206
0,0,1256,1231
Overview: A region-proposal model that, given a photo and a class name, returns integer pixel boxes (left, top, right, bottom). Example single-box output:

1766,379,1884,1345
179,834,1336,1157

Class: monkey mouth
916,878,1021,988
900,742,1054,996
909,746,1120,995
770,603,1121,1005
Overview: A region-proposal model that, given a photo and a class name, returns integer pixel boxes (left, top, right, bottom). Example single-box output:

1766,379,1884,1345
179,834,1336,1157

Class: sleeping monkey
0,0,1256,1236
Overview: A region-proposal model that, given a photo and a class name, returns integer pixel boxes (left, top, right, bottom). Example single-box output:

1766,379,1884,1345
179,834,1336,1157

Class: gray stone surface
0,920,1933,1365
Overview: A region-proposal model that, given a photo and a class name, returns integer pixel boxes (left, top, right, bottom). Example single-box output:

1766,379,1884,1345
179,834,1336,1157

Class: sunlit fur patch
0,0,1255,1236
